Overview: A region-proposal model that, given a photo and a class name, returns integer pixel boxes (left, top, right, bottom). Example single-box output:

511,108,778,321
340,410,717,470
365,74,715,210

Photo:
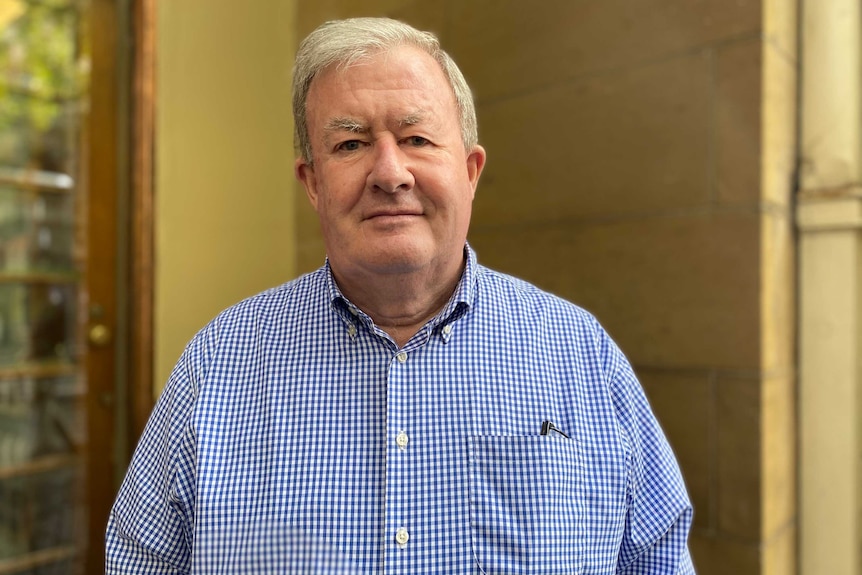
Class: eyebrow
400,113,424,127
324,117,367,134
324,111,427,134
321,112,430,147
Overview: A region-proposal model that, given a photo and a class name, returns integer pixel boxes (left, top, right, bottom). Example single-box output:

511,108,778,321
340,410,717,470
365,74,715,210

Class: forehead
305,46,458,127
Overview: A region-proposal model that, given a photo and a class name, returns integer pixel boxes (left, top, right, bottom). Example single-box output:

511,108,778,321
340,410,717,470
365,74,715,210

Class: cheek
312,175,342,213
320,169,365,209
431,192,473,236
316,185,363,233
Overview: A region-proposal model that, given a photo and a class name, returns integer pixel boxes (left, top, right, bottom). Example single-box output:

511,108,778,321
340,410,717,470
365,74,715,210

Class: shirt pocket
468,435,585,575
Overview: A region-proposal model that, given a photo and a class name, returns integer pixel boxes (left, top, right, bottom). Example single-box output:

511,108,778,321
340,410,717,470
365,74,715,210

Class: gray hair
292,17,478,164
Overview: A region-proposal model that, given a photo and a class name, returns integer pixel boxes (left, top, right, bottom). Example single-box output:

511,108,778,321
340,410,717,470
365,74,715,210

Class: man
107,17,695,574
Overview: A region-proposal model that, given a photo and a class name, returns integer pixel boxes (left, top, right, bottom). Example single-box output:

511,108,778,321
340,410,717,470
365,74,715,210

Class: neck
332,258,465,348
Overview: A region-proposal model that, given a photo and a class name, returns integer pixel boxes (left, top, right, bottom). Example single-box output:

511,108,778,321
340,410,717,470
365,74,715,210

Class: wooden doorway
0,0,154,572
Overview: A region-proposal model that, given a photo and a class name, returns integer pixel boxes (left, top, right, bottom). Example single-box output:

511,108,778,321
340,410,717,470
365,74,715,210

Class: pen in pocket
540,420,569,438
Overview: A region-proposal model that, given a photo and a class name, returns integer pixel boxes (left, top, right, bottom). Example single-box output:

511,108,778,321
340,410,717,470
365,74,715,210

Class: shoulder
474,264,641,409
213,267,327,326
473,264,608,339
176,268,328,370
205,267,327,333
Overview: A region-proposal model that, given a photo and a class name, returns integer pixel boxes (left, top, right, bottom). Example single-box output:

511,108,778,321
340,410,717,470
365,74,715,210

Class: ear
465,145,486,200
295,156,320,211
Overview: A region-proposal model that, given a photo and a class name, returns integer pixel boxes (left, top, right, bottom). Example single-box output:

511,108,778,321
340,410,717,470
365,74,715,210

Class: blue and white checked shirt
107,246,695,574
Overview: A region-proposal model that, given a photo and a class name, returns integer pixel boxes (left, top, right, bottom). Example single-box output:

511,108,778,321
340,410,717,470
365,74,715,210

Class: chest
192,335,628,574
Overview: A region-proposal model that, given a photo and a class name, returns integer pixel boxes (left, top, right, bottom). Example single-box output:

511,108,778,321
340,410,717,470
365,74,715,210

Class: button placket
392,353,410,451
387,348,414,557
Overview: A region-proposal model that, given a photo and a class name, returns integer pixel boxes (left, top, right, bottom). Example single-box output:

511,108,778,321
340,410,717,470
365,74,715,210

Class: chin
369,254,429,275
359,242,432,274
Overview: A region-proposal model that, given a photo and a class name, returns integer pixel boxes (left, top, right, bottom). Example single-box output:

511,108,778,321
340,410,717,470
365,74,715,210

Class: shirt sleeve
598,326,696,575
618,509,696,574
105,339,202,574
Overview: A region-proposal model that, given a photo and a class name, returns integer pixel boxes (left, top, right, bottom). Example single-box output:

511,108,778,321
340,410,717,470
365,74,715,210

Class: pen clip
540,420,569,438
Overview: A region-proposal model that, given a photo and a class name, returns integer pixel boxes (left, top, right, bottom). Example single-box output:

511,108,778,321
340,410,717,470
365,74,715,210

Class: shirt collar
435,243,477,327
325,243,478,330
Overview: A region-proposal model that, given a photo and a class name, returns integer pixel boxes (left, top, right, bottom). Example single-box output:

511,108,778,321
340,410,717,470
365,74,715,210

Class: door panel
0,0,122,572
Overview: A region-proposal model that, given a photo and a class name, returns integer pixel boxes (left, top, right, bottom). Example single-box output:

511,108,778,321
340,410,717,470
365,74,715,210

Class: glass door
0,1,115,572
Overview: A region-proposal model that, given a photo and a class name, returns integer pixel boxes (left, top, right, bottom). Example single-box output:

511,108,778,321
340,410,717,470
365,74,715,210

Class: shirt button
396,351,408,363
442,324,452,335
347,324,357,337
395,527,409,548
396,430,409,450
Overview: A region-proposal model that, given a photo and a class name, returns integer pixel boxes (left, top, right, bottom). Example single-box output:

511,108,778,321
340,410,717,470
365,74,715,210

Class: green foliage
0,0,85,168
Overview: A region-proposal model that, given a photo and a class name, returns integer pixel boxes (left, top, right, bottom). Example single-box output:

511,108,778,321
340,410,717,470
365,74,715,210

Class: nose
367,138,415,193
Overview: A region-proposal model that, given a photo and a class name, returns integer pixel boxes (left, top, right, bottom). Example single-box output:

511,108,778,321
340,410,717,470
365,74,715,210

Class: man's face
295,46,485,284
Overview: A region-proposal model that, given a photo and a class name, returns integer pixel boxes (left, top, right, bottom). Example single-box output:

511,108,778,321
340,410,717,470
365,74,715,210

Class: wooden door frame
86,0,155,570
130,0,156,444
86,1,120,571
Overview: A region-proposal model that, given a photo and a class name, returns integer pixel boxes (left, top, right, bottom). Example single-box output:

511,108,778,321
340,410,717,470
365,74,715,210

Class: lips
364,209,422,220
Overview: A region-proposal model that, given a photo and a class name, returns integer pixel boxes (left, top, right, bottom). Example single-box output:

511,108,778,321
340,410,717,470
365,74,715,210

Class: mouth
364,210,422,221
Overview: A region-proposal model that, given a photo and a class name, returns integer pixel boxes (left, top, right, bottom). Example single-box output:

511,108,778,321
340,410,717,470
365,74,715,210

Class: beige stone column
797,0,862,573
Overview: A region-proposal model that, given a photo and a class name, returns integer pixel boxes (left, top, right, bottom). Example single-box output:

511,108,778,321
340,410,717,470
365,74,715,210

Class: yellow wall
155,0,297,391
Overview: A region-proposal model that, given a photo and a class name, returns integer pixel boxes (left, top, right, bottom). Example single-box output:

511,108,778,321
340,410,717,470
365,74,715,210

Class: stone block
448,0,761,103
716,374,761,539
475,53,711,225
761,211,795,374
762,375,795,538
762,43,797,207
298,0,446,38
689,532,761,575
469,211,761,370
764,0,798,63
716,39,762,206
764,521,796,575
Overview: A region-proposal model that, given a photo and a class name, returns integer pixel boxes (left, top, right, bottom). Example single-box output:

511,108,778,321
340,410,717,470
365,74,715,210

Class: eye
406,136,429,147
337,140,362,152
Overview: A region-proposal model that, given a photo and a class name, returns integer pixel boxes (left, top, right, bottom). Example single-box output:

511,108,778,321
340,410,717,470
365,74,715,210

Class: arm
106,344,201,574
618,507,695,575
599,329,695,574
